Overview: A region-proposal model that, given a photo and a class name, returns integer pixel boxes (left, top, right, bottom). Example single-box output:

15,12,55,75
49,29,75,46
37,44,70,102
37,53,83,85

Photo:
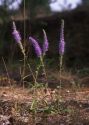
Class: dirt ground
0,84,89,125
0,71,89,125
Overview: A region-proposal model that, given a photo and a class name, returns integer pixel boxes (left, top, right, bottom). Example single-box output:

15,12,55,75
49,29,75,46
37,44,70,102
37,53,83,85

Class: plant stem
22,0,26,88
59,55,63,88
2,57,11,88
57,55,63,113
40,56,48,90
21,55,37,84
35,61,41,80
26,59,37,84
35,55,45,81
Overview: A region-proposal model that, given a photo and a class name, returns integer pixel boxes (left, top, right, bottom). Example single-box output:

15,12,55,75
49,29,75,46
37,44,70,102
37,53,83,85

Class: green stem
40,56,48,89
2,57,12,88
35,55,45,83
35,61,42,80
59,55,63,88
22,0,26,88
20,51,37,86
26,59,37,84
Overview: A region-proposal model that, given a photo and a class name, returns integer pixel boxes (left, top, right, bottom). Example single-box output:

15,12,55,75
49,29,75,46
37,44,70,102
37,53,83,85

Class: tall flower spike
12,21,25,56
59,19,65,55
29,37,42,57
12,21,21,43
43,29,49,55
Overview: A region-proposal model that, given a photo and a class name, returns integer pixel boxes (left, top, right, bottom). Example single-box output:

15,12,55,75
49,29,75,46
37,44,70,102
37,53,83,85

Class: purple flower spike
12,21,21,43
29,37,42,57
12,21,25,56
59,19,65,55
43,29,49,55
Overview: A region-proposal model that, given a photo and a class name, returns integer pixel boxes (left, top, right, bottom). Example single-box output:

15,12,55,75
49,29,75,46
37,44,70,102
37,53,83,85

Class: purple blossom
59,19,65,55
12,21,21,43
29,37,42,57
43,29,49,55
12,21,25,55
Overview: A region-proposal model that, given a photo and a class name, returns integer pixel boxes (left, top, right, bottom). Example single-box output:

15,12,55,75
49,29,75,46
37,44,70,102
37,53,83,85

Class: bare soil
0,74,89,125
0,86,89,124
